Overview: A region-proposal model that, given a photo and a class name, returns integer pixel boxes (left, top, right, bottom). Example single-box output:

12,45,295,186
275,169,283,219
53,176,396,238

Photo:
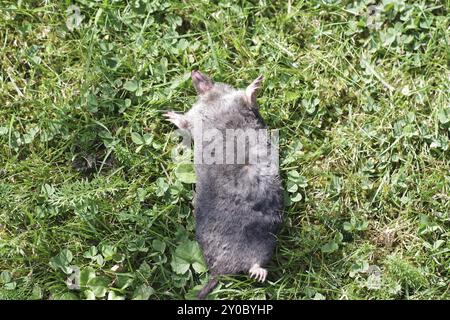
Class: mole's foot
163,111,189,129
249,264,268,282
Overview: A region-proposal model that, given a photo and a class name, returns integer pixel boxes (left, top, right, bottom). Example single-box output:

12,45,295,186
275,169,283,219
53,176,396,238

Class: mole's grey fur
164,71,283,299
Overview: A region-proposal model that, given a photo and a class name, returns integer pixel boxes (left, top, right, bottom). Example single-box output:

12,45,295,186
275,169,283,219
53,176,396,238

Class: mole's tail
197,277,218,300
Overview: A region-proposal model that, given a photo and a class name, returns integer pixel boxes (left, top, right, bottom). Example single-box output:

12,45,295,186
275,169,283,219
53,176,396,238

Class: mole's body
164,71,283,299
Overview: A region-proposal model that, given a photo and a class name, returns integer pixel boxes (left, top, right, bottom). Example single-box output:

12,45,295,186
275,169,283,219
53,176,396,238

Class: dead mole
164,70,283,299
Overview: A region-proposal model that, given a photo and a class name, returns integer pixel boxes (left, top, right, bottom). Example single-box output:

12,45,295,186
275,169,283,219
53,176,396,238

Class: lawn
0,0,449,300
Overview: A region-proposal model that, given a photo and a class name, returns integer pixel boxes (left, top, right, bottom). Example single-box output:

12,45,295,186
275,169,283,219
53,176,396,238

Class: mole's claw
163,111,189,129
249,263,268,283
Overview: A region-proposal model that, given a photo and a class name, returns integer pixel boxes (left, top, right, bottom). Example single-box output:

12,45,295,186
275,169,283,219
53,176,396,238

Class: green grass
0,0,449,300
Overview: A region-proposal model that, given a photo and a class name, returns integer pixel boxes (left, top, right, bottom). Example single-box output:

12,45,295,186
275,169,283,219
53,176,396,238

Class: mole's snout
191,70,214,95
191,70,207,82
191,69,201,79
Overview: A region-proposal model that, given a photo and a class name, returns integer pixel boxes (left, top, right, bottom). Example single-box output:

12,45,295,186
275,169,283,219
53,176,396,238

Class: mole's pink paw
249,264,268,282
164,111,188,129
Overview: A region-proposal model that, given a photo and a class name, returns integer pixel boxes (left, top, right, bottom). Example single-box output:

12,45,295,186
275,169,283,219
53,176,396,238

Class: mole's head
191,70,263,111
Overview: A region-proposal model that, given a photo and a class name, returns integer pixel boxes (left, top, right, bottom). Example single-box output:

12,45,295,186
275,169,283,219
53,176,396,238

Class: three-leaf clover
171,240,207,275
321,232,344,253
